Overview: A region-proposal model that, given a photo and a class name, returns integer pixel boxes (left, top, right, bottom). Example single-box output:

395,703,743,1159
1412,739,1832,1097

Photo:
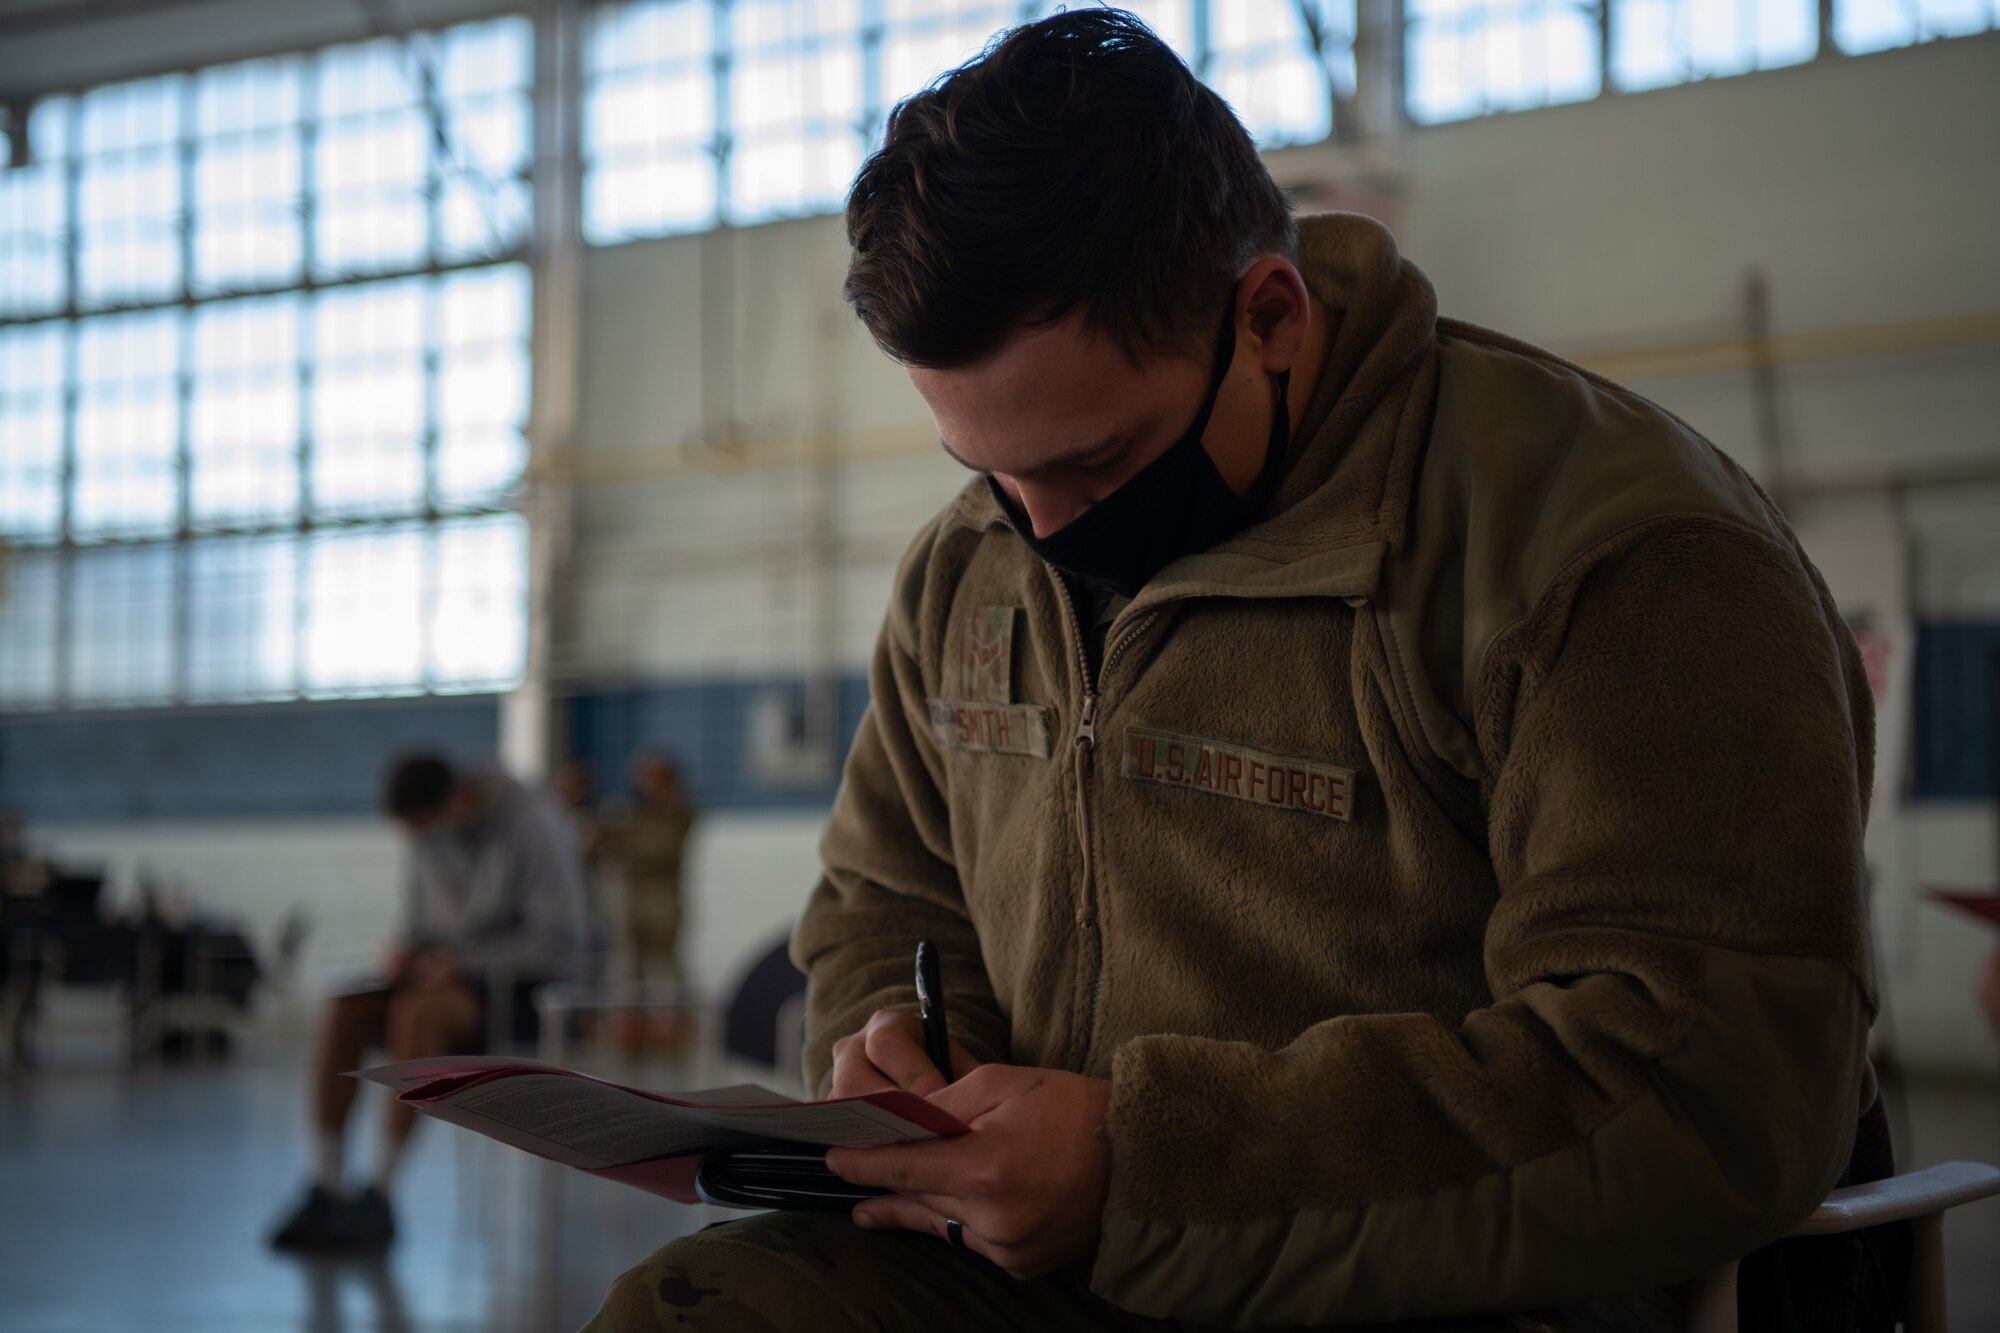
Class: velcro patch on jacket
1122,726,1355,820
963,605,1017,703
928,699,1053,759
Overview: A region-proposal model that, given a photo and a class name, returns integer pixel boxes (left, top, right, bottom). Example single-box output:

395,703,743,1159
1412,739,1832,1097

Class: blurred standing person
268,753,601,1252
552,757,602,857
552,757,609,953
595,753,697,1048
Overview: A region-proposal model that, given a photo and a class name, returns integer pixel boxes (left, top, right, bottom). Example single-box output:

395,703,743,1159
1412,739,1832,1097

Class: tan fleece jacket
792,213,1876,1327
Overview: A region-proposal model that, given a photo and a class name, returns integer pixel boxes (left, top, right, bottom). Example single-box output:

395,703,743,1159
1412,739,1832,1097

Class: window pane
73,310,182,539
0,550,59,707
0,161,68,318
28,96,75,163
732,0,864,48
588,0,715,76
80,75,183,154
585,151,718,242
303,523,425,694
440,174,532,262
728,125,866,224
311,366,425,516
313,274,427,358
587,70,716,155
1614,0,1815,85
195,56,304,137
881,8,1017,103
69,541,177,704
436,354,526,506
731,42,864,135
436,265,528,507
186,534,297,700
439,264,529,345
445,96,531,178
191,294,300,528
77,146,183,307
318,39,422,118
440,16,534,97
314,111,431,278
311,277,427,517
1120,0,1198,56
1210,56,1335,146
193,130,303,292
1834,0,1995,49
437,92,533,262
1407,0,1602,122
0,322,67,540
432,514,525,688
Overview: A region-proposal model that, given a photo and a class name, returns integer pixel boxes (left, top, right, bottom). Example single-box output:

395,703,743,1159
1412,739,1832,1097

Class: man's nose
999,477,1091,538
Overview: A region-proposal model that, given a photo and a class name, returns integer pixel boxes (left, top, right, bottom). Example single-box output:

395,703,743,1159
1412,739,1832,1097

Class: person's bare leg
374,980,482,1191
311,990,391,1188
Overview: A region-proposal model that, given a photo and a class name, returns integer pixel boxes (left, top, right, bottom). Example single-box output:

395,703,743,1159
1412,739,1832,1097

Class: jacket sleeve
791,535,1012,1097
1090,518,1877,1327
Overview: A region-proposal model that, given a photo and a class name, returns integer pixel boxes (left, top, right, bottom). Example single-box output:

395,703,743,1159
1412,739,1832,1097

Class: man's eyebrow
938,432,1127,478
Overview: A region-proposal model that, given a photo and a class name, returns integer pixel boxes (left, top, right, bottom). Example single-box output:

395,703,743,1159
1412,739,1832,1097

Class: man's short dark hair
843,8,1298,370
382,753,456,821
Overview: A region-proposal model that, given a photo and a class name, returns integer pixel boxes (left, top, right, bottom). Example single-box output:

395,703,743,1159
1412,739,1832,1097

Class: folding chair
1684,1160,2000,1332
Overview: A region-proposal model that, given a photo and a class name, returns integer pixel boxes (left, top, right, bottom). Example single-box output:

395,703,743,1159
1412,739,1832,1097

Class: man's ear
1236,259,1312,373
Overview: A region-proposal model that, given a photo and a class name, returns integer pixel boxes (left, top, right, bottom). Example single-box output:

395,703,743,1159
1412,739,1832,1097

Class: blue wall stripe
0,695,501,822
0,676,876,823
567,675,872,813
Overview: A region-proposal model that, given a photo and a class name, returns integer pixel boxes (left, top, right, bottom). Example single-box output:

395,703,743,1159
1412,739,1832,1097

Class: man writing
590,10,1877,1330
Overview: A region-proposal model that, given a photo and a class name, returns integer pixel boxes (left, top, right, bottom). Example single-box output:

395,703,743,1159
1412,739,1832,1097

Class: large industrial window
1409,0,1991,122
1833,0,1998,52
581,0,1341,245
0,16,533,712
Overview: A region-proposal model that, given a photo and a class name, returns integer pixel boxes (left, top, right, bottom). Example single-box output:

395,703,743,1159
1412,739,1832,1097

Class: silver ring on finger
945,1217,968,1251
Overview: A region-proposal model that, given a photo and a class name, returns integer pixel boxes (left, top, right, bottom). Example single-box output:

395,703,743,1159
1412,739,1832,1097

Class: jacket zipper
1051,571,1157,1068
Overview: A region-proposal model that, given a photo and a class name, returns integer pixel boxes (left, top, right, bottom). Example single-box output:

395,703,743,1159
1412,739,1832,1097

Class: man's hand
825,1062,1114,1281
829,1008,981,1098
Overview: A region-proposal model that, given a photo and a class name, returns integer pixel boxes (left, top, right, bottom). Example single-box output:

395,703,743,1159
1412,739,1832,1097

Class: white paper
354,1057,947,1171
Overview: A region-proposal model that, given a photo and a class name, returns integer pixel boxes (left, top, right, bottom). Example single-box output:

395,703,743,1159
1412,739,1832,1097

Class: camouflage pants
581,1212,1681,1333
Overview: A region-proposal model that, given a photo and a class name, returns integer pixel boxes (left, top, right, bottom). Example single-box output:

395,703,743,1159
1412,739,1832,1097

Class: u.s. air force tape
1121,725,1355,821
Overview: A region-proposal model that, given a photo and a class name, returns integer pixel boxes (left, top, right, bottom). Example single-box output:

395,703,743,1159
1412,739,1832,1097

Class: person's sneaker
342,1185,396,1250
268,1184,350,1251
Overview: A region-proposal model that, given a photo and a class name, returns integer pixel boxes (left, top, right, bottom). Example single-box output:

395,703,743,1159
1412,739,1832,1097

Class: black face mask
987,313,1291,599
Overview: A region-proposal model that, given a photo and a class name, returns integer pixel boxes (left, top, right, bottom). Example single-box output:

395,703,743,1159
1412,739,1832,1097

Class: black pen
914,938,954,1084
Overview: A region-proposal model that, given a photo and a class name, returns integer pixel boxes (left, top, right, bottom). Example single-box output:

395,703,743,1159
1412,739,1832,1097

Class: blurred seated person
269,753,601,1252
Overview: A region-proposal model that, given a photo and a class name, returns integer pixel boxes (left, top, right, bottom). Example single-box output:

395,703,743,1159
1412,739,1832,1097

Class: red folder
1924,889,2000,930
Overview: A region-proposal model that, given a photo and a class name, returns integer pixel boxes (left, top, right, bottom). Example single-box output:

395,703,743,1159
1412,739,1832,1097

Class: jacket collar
950,212,1438,606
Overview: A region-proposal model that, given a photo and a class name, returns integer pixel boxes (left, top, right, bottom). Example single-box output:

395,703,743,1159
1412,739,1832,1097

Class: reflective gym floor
3,1037,1997,1333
